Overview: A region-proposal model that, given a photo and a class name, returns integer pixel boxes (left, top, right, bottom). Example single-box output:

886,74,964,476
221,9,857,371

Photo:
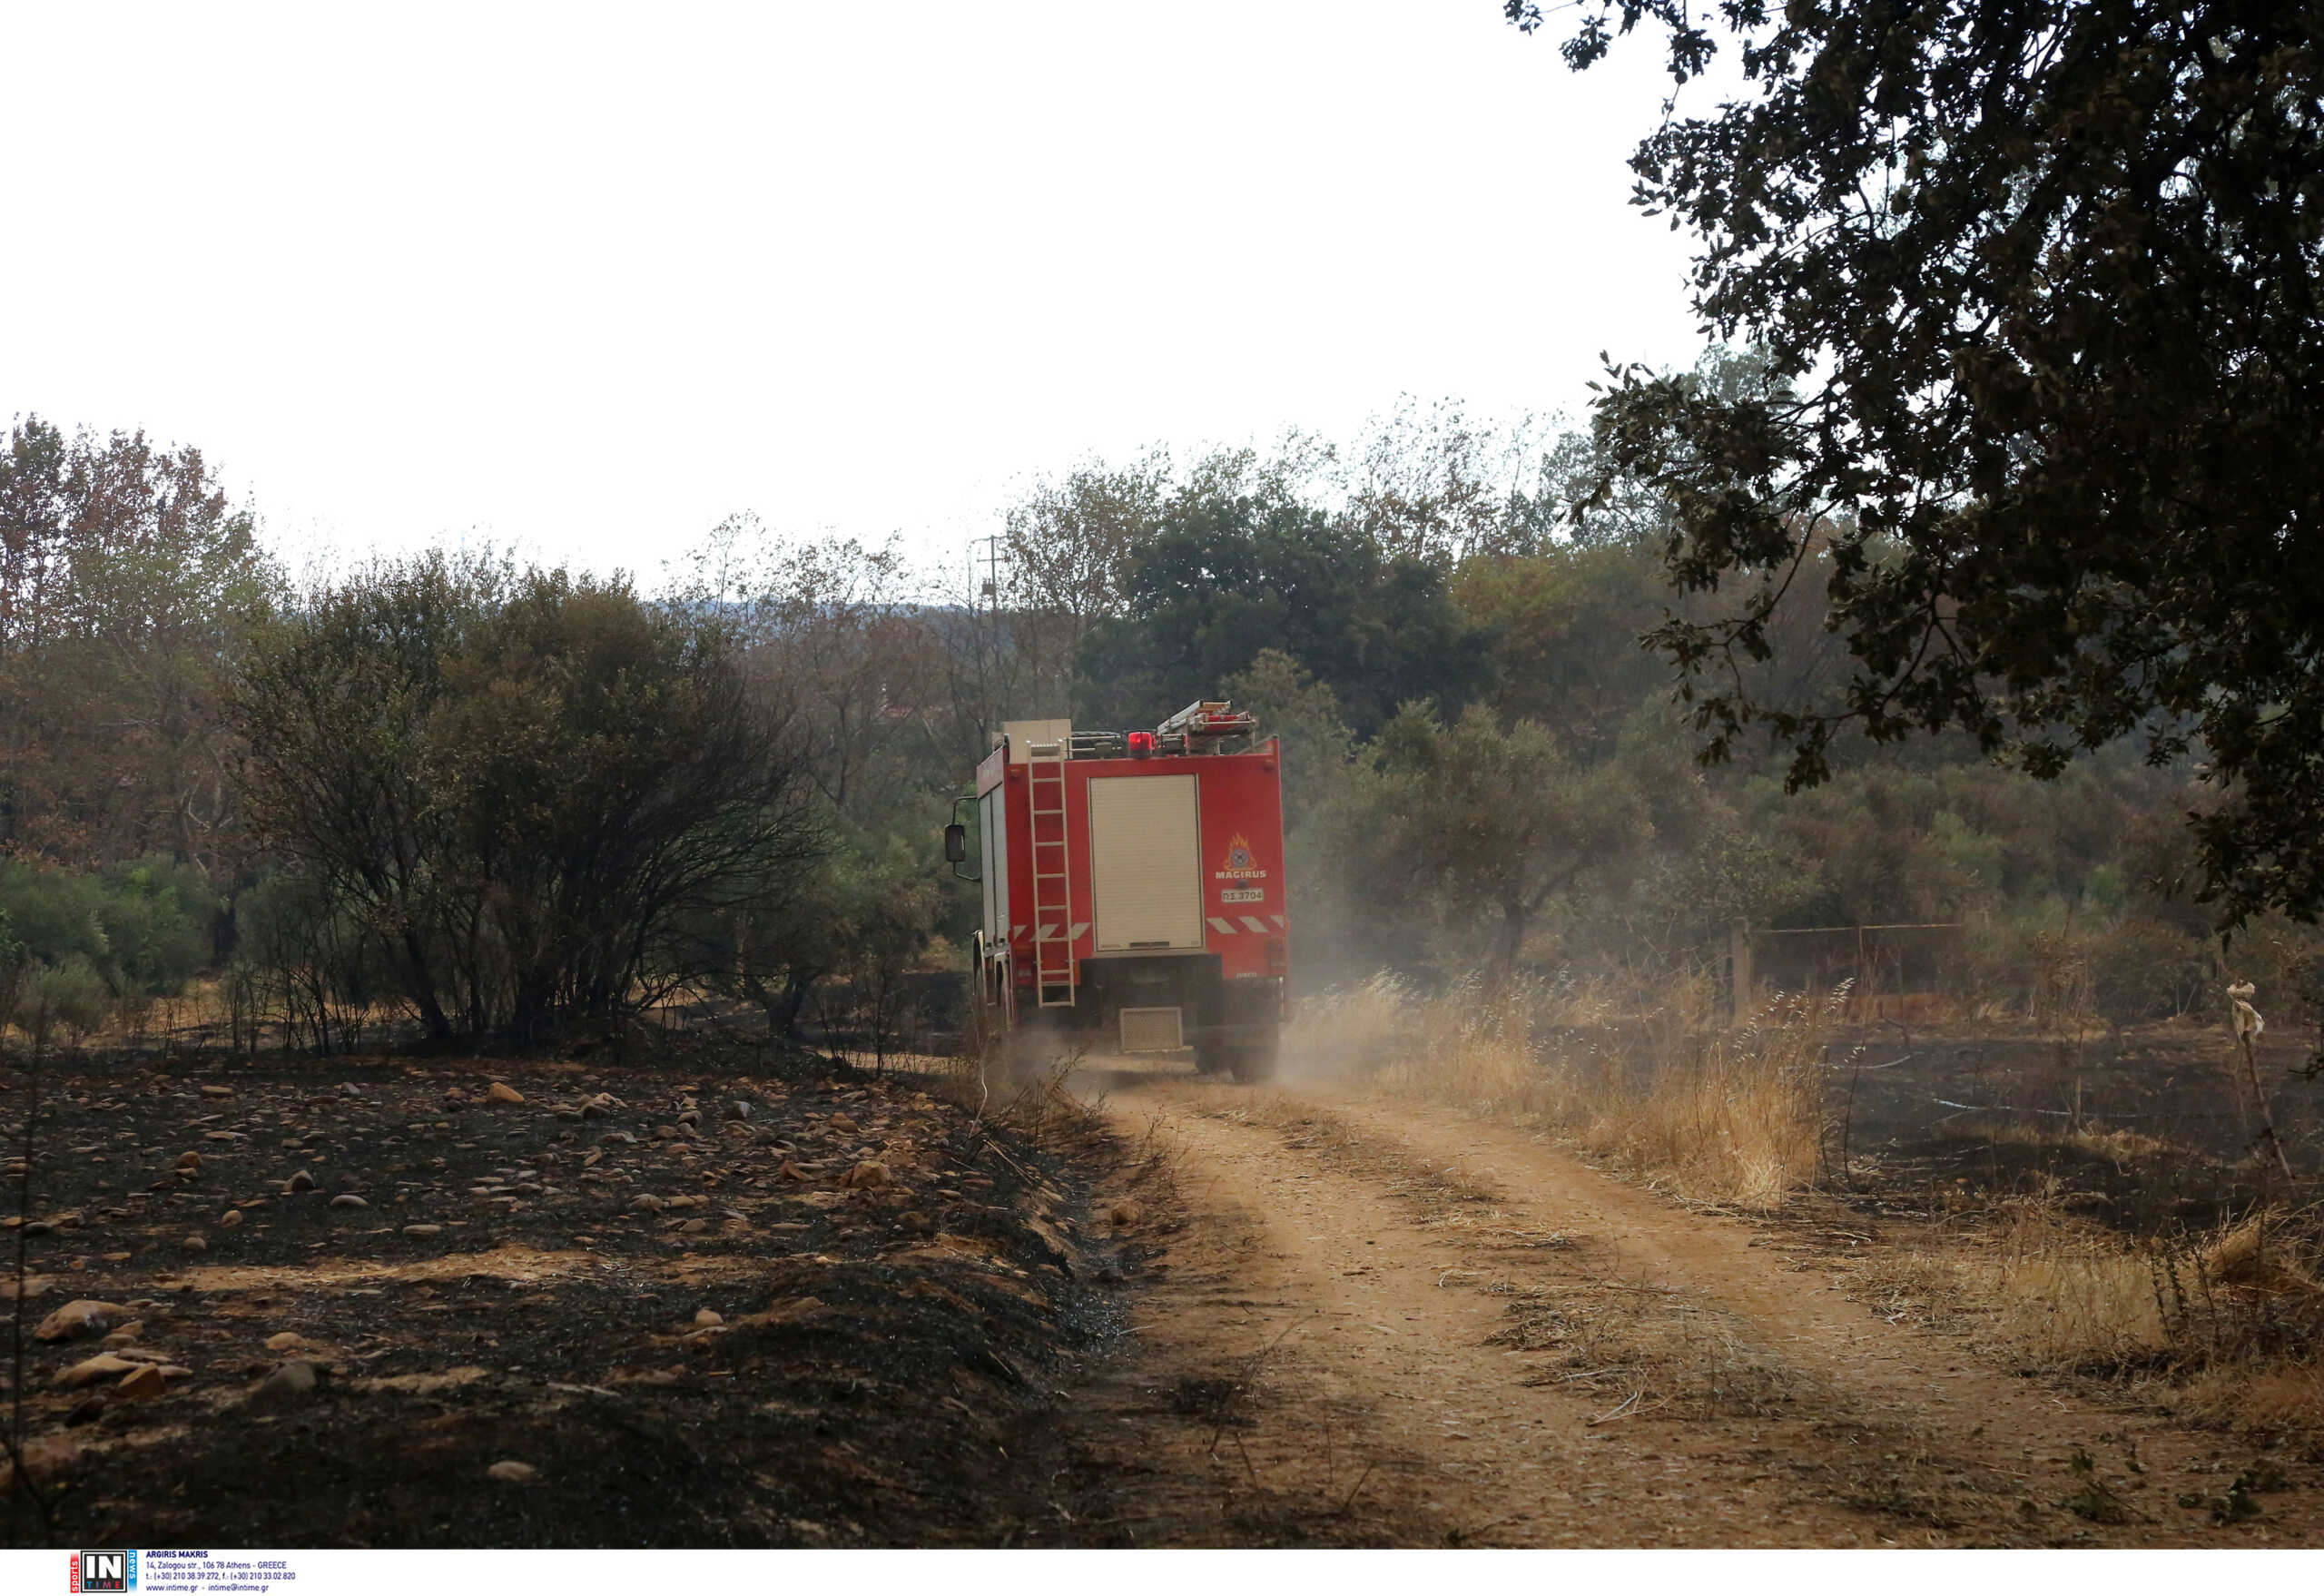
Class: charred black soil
1,1049,1151,1547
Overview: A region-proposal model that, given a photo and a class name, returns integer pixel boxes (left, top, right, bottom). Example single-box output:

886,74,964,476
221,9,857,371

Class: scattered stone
694,1307,724,1326
35,1300,133,1342
340,1083,362,1098
181,1234,207,1253
828,1114,858,1133
0,1275,54,1301
115,1364,167,1402
840,1161,890,1190
401,1224,444,1237
724,1100,752,1122
330,1194,369,1209
487,1082,525,1105
219,1209,244,1229
284,1170,317,1195
101,1322,144,1346
487,1460,537,1483
679,1217,708,1235
200,1085,234,1098
64,1394,105,1428
0,1433,84,1496
1108,1199,1145,1227
777,1161,807,1181
55,1354,139,1389
651,1125,679,1141
631,1195,667,1213
602,1130,636,1147
246,1360,320,1411
444,1087,470,1103
173,1151,202,1173
737,1296,823,1329
264,1332,311,1353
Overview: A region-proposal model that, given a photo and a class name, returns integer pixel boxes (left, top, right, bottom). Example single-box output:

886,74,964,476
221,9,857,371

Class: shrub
23,954,113,1043
2089,916,2210,1024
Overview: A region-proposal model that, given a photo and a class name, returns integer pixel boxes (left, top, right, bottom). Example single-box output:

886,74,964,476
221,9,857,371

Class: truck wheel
1228,1039,1279,1084
1193,1040,1229,1075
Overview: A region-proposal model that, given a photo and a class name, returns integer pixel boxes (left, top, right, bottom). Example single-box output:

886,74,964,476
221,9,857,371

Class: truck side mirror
943,823,968,864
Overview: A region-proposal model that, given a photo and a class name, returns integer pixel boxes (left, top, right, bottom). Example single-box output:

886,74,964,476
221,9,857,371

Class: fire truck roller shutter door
1088,773,1205,951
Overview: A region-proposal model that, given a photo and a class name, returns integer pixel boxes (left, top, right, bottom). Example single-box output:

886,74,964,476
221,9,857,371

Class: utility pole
967,535,1004,744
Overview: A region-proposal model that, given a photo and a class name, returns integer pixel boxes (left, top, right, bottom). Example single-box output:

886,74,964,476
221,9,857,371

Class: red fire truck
943,700,1288,1080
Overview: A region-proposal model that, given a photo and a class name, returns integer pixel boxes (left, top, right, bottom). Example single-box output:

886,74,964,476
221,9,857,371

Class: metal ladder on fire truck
1027,739,1077,1008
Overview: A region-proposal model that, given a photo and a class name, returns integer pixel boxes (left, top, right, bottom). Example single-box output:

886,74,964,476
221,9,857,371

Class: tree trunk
398,925,454,1041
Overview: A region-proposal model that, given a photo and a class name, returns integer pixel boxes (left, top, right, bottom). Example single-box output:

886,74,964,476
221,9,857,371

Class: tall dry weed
1972,1205,2169,1367
1871,1202,2324,1429
1292,975,1829,1210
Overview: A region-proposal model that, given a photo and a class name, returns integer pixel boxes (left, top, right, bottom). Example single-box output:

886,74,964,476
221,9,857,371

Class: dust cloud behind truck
943,700,1288,1080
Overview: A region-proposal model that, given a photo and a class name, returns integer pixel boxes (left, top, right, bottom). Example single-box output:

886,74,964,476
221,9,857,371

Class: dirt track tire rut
1035,1065,2324,1548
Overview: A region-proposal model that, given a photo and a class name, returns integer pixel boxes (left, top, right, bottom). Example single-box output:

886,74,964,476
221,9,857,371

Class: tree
230,555,822,1044
998,452,1173,715
1505,1,2324,924
677,520,945,829
1356,704,1652,982
701,820,944,1047
1078,491,1494,734
0,417,276,872
1451,538,1673,758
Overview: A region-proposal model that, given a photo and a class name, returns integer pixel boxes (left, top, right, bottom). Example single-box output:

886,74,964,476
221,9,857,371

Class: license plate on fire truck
1219,888,1263,903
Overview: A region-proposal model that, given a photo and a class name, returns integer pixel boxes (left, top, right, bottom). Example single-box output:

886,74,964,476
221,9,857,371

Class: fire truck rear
943,699,1288,1080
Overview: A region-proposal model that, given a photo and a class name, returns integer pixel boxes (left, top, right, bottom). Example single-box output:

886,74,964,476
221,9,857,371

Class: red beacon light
1126,731,1156,758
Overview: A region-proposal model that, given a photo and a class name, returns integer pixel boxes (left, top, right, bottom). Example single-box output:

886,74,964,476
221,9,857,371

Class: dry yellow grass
1865,1203,2324,1431
1974,1219,2168,1366
1292,975,1827,1210
1974,1120,2178,1166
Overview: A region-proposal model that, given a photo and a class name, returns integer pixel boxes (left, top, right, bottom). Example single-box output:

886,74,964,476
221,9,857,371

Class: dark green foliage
1,414,277,871
698,819,946,1050
0,855,212,999
229,554,822,1045
1509,1,2324,925
1452,538,1676,759
1076,492,1493,736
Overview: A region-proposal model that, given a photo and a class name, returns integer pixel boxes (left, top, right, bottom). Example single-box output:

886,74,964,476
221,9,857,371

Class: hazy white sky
4,3,1716,583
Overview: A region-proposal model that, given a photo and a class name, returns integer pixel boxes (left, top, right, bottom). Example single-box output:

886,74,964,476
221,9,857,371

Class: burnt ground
1820,1025,2324,1233
0,1045,1161,1548
5,1022,2319,1550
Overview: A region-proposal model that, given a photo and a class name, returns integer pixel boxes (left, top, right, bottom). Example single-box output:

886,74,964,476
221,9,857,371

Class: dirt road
1025,1060,2324,1548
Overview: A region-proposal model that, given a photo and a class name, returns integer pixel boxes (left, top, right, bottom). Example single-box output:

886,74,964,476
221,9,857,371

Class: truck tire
1193,1039,1229,1075
1228,1031,1279,1083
